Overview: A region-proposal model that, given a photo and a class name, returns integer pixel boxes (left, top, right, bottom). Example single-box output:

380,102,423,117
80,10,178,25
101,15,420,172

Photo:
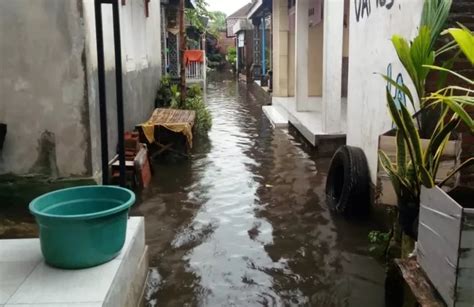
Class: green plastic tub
29,186,135,269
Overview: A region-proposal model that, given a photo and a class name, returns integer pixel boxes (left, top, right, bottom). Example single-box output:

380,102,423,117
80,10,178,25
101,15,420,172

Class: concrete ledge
262,105,288,128
0,217,147,307
272,96,346,146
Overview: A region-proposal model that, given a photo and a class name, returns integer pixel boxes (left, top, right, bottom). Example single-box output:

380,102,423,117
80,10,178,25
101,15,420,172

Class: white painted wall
83,0,162,178
346,0,424,183
0,0,90,177
322,0,344,133
0,0,162,178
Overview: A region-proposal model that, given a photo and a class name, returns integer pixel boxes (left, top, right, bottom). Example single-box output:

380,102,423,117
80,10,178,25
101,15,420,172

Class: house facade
261,0,473,190
264,0,350,145
0,0,162,181
247,0,273,85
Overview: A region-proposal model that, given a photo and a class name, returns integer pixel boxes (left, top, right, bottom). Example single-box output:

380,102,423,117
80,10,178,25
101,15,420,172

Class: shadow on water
132,73,387,306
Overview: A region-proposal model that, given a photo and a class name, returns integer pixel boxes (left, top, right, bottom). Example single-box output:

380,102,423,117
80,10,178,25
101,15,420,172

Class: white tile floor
0,217,146,307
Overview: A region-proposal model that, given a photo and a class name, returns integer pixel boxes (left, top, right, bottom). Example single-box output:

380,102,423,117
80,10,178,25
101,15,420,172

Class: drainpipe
112,0,126,187
94,0,110,185
94,0,126,187
0,123,6,164
261,16,266,78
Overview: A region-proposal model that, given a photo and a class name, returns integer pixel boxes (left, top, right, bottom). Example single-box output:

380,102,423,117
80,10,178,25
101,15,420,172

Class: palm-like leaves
420,0,453,50
391,27,435,104
445,26,474,64
380,21,473,205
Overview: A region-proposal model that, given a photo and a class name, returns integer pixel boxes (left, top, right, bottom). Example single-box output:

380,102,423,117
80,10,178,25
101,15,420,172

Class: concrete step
0,217,148,307
262,105,288,128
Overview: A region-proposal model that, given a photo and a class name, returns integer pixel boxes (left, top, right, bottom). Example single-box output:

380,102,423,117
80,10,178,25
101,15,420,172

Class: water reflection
133,75,385,306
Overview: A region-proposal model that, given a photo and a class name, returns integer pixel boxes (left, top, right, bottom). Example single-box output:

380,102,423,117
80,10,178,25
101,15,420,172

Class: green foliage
389,0,451,113
185,1,226,38
155,76,173,107
368,230,391,258
169,84,181,109
446,26,474,64
185,0,210,33
157,79,212,136
379,23,474,205
420,0,453,50
209,11,227,34
391,26,435,106
181,85,212,136
227,47,237,67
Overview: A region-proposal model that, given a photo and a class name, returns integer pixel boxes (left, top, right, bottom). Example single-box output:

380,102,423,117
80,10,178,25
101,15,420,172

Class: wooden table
136,108,196,157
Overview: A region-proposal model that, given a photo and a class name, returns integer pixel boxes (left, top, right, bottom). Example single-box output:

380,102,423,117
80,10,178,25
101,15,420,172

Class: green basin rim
29,185,135,220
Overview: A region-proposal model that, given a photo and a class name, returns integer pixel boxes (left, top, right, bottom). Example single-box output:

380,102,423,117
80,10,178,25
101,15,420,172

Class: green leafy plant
368,230,391,258
185,0,210,33
181,85,212,135
169,84,181,109
165,84,212,136
227,47,237,68
379,25,474,237
155,76,173,107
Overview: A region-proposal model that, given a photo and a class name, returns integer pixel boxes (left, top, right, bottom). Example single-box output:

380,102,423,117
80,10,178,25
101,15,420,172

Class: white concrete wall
0,0,90,177
83,0,162,178
346,0,424,183
0,0,161,179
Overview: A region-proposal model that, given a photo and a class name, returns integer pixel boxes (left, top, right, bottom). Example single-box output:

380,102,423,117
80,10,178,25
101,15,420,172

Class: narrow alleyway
132,74,386,306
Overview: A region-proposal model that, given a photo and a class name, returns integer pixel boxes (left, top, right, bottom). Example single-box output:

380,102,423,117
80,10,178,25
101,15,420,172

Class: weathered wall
346,0,424,183
82,0,162,177
0,0,91,177
288,7,296,97
0,0,161,180
308,22,324,97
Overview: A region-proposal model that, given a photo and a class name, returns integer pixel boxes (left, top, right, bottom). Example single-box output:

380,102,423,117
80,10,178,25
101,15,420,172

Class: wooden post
179,0,186,104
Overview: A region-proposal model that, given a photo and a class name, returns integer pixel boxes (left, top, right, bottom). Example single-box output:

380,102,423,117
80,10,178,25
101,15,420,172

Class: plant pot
397,200,419,240
376,130,462,207
29,186,135,269
417,185,474,307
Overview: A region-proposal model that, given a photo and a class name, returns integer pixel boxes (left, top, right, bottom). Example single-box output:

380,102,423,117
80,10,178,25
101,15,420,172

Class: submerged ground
132,74,386,306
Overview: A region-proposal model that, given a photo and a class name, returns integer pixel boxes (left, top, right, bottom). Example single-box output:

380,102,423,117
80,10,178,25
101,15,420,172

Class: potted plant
417,26,474,307
377,0,472,237
379,20,474,307
376,0,458,211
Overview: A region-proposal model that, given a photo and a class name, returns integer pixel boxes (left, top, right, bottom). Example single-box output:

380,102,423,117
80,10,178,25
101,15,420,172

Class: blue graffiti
386,63,407,128
386,63,406,109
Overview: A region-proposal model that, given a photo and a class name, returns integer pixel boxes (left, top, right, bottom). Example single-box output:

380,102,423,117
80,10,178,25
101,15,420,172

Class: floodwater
132,74,386,307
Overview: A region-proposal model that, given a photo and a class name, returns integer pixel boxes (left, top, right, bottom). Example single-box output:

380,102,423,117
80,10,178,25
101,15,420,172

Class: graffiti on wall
354,0,395,22
386,63,407,127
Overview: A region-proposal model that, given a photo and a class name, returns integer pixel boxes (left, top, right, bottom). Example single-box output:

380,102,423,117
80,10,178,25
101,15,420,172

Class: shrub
182,85,212,136
155,76,173,107
227,47,237,67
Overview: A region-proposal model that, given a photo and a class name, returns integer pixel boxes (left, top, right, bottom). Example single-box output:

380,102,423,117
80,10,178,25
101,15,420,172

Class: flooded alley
132,75,386,307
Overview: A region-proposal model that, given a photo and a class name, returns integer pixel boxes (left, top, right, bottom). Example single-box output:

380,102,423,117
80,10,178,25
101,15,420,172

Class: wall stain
29,130,59,178
81,43,93,176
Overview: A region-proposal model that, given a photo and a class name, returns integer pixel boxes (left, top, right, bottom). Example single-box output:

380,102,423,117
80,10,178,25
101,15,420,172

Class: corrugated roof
227,2,253,19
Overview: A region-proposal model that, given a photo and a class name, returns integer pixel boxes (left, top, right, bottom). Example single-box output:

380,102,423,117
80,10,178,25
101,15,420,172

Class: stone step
0,217,148,307
262,105,289,128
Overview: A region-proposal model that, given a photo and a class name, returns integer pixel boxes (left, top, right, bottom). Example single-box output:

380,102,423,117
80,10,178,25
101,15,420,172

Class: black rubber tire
325,145,370,216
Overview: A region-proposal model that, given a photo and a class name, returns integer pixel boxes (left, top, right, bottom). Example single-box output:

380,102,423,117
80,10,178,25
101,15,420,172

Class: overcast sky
206,0,251,16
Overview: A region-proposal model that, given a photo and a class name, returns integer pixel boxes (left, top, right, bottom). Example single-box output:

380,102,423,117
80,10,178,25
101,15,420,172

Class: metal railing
185,50,206,84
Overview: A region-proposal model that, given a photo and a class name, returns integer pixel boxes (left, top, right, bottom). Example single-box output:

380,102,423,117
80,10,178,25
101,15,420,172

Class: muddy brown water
132,75,387,307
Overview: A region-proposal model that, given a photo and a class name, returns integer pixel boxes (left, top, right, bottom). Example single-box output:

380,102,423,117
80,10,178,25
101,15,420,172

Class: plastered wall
0,0,90,177
346,0,424,183
0,0,162,179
